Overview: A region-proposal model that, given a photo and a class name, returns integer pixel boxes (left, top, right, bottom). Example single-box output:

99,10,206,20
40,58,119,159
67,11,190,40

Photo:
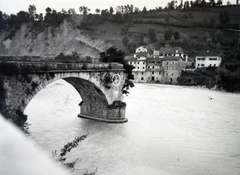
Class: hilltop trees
79,6,90,16
28,5,36,21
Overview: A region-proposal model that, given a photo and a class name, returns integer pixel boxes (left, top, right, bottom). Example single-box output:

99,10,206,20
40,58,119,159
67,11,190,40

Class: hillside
0,5,239,57
0,15,112,58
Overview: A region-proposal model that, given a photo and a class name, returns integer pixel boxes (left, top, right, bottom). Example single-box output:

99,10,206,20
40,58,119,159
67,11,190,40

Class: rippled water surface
25,80,240,175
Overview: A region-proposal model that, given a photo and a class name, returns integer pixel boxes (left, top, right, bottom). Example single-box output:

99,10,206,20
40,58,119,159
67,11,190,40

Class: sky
0,0,237,15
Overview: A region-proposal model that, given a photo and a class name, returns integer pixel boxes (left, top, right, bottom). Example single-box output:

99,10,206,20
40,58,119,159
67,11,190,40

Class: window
152,71,154,74
172,73,173,76
141,77,144,80
197,57,205,60
138,62,139,64
159,72,161,75
142,72,144,75
209,58,217,61
172,62,174,64
137,67,139,69
198,64,200,67
214,64,216,67
201,64,204,66
143,67,145,69
153,66,155,69
166,62,168,65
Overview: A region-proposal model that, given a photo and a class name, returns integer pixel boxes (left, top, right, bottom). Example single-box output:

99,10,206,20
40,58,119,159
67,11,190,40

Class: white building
195,50,222,68
127,45,188,84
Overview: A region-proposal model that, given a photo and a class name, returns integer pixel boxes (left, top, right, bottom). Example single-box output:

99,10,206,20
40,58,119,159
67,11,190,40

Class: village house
127,44,188,84
195,50,222,68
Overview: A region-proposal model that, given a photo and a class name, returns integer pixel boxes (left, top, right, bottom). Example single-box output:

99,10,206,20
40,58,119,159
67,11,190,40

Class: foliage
108,100,126,108
164,27,174,40
99,47,134,95
148,28,157,43
216,50,240,92
214,29,223,43
55,52,93,63
52,135,88,172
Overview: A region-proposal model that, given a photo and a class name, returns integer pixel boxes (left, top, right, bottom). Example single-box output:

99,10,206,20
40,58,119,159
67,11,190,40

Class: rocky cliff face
0,16,112,58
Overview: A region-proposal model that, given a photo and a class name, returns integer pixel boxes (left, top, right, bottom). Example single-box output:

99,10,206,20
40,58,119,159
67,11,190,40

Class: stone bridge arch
0,63,127,126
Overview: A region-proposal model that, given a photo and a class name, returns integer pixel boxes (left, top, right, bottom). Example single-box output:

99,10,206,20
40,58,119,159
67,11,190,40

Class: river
25,80,240,175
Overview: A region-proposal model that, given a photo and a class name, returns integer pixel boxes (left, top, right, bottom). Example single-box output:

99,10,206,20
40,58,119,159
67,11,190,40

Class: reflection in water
25,80,240,175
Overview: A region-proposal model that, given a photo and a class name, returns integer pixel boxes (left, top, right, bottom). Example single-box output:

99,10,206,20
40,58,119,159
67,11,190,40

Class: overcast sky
0,0,237,15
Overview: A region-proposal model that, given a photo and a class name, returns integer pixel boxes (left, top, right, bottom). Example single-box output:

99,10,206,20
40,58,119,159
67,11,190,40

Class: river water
25,80,240,175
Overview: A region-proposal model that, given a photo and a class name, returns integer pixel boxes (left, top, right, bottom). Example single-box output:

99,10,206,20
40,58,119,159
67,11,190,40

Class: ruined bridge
0,57,128,126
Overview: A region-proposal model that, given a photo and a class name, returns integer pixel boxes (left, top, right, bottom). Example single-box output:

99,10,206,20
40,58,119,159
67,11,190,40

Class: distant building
195,50,222,68
127,45,188,84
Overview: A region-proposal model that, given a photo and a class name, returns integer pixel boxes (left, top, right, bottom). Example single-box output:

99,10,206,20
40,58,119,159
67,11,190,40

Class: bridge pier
78,102,127,123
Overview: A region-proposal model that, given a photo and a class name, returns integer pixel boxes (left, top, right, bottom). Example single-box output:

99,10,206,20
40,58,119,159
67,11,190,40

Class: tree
216,0,223,6
164,27,174,40
122,36,129,47
134,7,141,13
110,6,114,15
68,8,76,15
61,8,67,15
216,42,221,53
0,11,7,30
142,6,147,14
17,11,30,23
95,9,100,14
79,6,89,16
227,1,231,5
184,1,190,9
210,0,216,7
148,28,157,43
215,29,223,43
168,1,175,10
219,11,230,30
178,0,183,9
201,0,206,7
174,31,180,40
38,13,43,22
28,4,36,20
101,9,110,18
132,33,144,47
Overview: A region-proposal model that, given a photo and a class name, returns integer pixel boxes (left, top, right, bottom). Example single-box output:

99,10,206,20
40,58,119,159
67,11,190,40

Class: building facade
195,50,222,68
128,44,188,84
